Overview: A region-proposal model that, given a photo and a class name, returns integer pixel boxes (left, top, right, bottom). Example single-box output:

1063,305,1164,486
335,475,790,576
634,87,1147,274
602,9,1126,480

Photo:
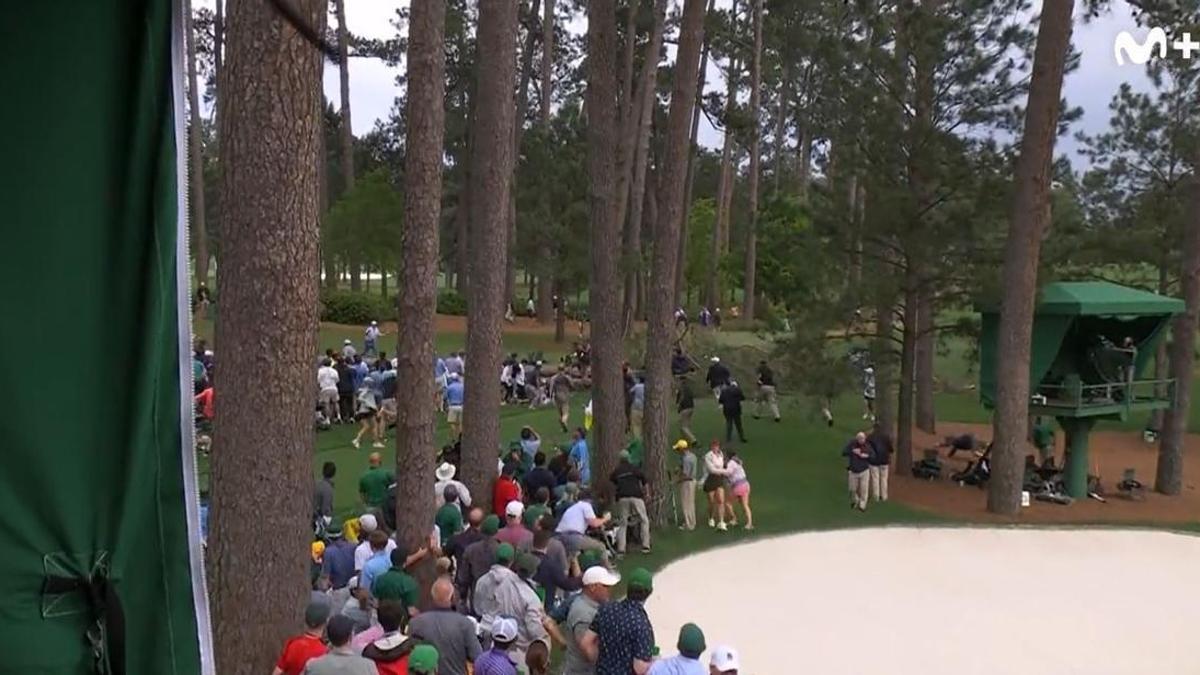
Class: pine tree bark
915,281,936,432
875,297,897,436
988,0,1075,515
741,0,763,320
210,0,323,671
185,0,210,286
675,0,714,304
535,0,557,324
644,0,706,525
623,0,668,331
1150,261,1170,431
773,64,790,190
1157,166,1200,494
796,126,812,203
613,0,641,232
335,0,355,193
395,0,446,588
707,0,740,308
507,0,542,309
587,0,625,502
896,268,917,469
455,99,476,295
461,0,519,501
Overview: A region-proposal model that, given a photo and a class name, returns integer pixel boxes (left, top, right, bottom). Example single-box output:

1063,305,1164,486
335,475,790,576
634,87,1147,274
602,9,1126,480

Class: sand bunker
645,528,1200,674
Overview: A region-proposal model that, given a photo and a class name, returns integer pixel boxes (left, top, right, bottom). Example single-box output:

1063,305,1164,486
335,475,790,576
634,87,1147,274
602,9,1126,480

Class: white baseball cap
581,566,621,587
505,501,524,518
710,645,740,672
710,356,720,363
343,339,352,345
491,616,519,643
359,514,378,533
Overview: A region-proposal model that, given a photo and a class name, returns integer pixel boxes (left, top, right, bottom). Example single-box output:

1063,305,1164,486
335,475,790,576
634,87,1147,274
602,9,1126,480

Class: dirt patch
891,421,1200,524
342,315,588,338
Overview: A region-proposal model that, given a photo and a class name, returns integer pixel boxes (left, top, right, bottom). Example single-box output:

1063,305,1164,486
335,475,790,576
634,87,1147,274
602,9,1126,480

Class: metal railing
1032,377,1175,416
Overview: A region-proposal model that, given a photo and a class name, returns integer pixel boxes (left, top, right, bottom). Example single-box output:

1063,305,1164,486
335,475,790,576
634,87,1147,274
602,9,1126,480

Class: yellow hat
310,540,326,563
673,439,689,451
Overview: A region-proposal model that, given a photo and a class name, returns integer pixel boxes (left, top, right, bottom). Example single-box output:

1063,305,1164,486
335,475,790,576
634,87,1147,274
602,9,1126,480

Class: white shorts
319,388,338,406
447,405,464,424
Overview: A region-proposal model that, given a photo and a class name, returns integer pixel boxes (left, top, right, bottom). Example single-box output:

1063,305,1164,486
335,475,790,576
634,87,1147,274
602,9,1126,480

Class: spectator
353,514,396,572
474,616,521,675
493,464,522,517
372,546,425,618
562,566,620,675
862,366,876,421
708,645,740,675
843,432,872,512
581,568,655,675
496,501,534,551
754,360,781,422
446,507,486,575
359,530,394,596
301,614,375,675
317,524,356,600
670,347,692,378
550,369,574,432
407,645,440,675
705,357,730,401
335,356,355,423
522,486,553,530
718,381,747,443
271,599,330,675
725,451,753,530
519,427,542,463
629,376,646,440
318,358,341,424
867,422,894,502
434,462,472,511
569,428,591,485
702,441,730,531
523,453,557,507
342,338,357,361
351,375,381,450
359,452,393,510
314,461,336,525
646,623,707,675
436,486,465,549
548,446,572,486
531,527,582,612
610,450,650,554
409,577,481,675
364,321,382,357
674,440,698,531
361,600,425,674
554,490,610,558
458,515,501,613
676,378,697,445
445,374,466,438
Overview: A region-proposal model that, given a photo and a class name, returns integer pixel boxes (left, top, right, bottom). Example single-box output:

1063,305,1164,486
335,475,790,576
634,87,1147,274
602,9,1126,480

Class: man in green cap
407,644,440,674
474,544,558,663
646,623,706,674
457,513,501,612
582,568,655,675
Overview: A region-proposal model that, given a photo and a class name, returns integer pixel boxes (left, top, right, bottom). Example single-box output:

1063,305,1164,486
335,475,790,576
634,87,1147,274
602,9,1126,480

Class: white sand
645,528,1200,675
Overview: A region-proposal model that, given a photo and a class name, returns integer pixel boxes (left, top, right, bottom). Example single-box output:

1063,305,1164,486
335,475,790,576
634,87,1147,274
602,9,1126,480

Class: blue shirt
321,539,357,589
445,381,465,406
361,550,391,596
352,362,368,389
435,357,448,379
630,382,645,410
570,439,591,484
647,654,707,675
591,598,654,675
472,648,518,675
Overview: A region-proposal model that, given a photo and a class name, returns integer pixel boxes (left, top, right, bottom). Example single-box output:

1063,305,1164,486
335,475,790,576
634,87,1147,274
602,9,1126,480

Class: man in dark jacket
531,528,582,612
867,423,894,502
718,381,747,443
671,348,693,378
456,514,500,613
705,357,731,401
335,356,356,424
843,432,872,511
610,450,650,554
676,378,697,444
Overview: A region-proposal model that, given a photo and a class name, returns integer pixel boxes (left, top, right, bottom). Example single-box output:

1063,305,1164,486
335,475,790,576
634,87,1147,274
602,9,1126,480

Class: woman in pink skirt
725,451,753,530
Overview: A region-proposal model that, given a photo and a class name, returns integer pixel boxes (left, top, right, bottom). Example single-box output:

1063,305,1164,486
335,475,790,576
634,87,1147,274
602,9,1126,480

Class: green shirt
359,467,394,507
1032,423,1054,449
435,503,463,547
372,567,418,608
523,503,550,529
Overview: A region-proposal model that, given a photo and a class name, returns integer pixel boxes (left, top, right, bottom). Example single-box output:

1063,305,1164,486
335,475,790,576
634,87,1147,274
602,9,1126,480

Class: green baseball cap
578,550,605,571
495,542,516,565
677,623,706,657
481,514,501,535
627,567,653,591
516,552,541,576
408,644,439,673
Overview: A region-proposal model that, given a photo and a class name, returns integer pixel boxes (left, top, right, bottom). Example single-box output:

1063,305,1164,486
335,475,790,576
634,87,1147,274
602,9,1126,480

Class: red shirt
493,477,521,517
194,388,214,420
274,633,327,675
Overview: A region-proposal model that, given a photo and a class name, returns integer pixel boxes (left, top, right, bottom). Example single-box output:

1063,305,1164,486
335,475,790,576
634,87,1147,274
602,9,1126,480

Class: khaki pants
848,470,869,510
678,479,696,530
615,497,650,552
757,385,780,420
630,407,644,439
556,397,570,428
678,408,696,443
869,465,889,501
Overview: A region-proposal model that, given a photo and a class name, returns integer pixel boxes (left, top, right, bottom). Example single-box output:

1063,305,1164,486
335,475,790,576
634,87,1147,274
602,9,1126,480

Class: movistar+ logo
1114,27,1200,65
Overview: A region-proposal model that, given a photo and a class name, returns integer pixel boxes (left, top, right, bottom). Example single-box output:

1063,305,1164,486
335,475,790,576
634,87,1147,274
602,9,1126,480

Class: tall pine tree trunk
644,0,706,525
612,0,641,239
875,296,897,436
535,0,557,324
741,0,763,320
507,0,542,310
455,98,476,295
896,267,917,469
210,0,323,670
675,0,714,304
461,0,518,500
915,281,936,432
587,0,625,502
623,0,668,332
796,125,811,202
185,0,210,286
395,0,446,588
773,64,790,190
1157,166,1200,494
1150,261,1169,431
988,0,1075,515
334,0,359,292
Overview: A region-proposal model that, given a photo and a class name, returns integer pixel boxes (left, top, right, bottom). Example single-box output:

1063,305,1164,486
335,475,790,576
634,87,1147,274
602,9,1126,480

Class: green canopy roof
980,281,1184,316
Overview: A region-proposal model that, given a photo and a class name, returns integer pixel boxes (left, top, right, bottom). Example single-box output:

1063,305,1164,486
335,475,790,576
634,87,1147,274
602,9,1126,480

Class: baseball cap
677,623,706,657
481,514,501,535
505,500,525,518
343,339,352,345
710,356,720,362
491,616,519,643
408,644,439,673
581,566,621,587
359,513,379,533
710,645,740,672
627,567,653,592
325,523,343,539
310,540,325,563
672,439,689,451
303,598,332,629
495,542,516,565
516,552,541,576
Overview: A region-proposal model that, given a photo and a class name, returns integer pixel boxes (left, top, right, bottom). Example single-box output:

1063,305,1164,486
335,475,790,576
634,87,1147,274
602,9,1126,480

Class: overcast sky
199,0,1154,171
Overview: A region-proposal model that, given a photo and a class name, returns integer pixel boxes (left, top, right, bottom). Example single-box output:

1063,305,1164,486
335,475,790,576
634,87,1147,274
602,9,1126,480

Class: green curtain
979,314,1074,407
0,1,208,673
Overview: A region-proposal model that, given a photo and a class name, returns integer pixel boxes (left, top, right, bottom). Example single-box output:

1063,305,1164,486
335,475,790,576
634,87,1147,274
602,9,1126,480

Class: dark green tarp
979,312,1074,408
0,1,209,673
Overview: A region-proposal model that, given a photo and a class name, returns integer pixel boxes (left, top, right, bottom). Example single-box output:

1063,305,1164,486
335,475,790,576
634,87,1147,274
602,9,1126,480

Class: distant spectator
271,600,330,675
300,614,375,675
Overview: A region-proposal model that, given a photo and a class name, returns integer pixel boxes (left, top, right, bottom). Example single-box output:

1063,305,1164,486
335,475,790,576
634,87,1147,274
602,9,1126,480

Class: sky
198,0,1155,172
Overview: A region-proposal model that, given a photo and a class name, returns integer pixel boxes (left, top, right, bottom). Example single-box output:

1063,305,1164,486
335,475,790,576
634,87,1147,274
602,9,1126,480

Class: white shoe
351,438,360,449
716,522,728,531
372,442,385,449
708,518,716,528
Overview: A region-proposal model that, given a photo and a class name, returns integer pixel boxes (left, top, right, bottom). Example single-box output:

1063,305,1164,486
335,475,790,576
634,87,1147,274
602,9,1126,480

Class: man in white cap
705,356,730,403
474,616,521,674
562,566,620,675
495,501,533,551
352,514,396,572
342,338,357,361
708,645,740,674
364,320,382,356
435,462,472,511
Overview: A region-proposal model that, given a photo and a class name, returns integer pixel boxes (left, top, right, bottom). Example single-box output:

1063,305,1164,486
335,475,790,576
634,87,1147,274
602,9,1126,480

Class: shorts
355,410,376,421
447,405,464,424
319,388,338,406
381,398,397,417
730,481,750,499
703,474,724,493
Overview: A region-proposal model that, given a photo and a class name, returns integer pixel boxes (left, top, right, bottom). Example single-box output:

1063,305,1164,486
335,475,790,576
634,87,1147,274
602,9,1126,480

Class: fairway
647,528,1200,675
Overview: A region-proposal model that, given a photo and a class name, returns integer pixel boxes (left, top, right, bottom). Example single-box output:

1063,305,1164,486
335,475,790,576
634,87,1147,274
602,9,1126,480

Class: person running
444,373,465,438
364,321,382,357
718,380,748,443
318,358,341,424
705,357,730,402
550,368,574,432
867,422,894,502
754,360,781,422
725,451,753,530
843,432,872,511
702,441,730,531
676,378,697,445
674,440,699,531
341,339,357,361
862,366,877,421
271,600,330,675
351,375,381,449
